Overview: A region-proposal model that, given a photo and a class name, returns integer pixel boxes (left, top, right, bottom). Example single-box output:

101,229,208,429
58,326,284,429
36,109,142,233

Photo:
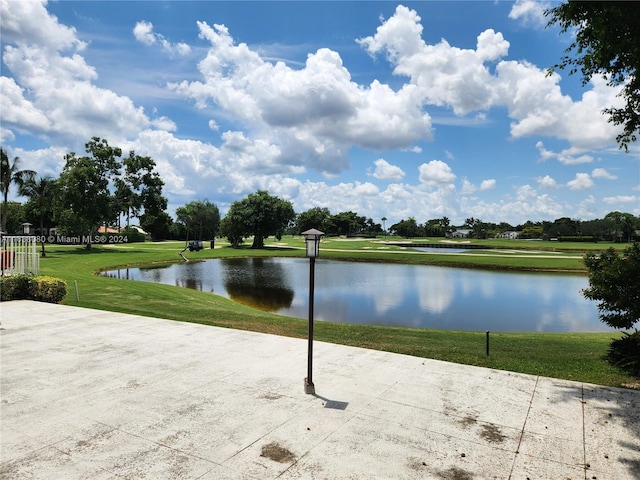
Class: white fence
1,236,40,276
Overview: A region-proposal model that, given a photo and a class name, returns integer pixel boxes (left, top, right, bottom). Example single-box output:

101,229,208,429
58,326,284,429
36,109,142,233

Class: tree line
389,214,640,243
2,138,639,252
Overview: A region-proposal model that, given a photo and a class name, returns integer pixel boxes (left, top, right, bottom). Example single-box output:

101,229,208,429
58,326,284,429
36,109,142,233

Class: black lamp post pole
305,255,316,394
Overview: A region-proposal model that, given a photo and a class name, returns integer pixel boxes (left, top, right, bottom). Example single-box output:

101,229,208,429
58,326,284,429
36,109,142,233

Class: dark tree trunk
251,236,264,248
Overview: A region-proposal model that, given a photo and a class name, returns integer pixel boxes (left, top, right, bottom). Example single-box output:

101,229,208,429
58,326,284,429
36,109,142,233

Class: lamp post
302,228,324,394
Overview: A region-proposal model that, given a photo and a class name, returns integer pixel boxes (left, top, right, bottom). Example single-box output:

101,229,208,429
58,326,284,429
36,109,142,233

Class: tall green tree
54,138,122,248
54,138,167,248
20,175,57,256
296,207,331,233
1,148,36,233
140,211,173,241
219,212,245,248
223,191,295,248
603,211,637,242
175,200,220,241
390,217,419,238
327,211,366,236
546,2,640,150
115,151,167,228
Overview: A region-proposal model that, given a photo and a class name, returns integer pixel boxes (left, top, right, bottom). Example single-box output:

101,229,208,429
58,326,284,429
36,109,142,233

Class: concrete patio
1,300,638,479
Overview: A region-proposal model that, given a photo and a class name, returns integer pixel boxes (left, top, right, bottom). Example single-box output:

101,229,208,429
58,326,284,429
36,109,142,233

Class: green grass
33,237,638,389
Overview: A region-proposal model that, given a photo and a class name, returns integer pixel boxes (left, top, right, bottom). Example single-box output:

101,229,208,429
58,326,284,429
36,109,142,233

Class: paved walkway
1,301,638,479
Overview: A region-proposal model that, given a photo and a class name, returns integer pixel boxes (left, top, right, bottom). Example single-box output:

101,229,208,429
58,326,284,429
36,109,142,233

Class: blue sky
1,0,639,227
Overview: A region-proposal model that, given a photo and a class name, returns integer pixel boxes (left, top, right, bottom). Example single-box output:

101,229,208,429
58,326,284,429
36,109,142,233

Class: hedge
0,275,67,303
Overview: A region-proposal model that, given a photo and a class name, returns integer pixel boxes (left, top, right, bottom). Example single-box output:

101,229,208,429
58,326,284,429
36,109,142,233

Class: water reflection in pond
103,258,610,333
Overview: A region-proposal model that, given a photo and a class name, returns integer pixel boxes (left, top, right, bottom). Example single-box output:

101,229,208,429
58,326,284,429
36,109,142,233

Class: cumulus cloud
358,5,622,154
536,142,594,165
459,183,564,224
603,195,639,204
1,0,151,146
508,0,550,27
0,0,86,52
419,160,456,186
359,6,509,115
169,19,432,175
461,179,476,194
567,173,594,191
461,178,496,194
370,159,405,181
591,168,617,180
134,20,191,56
537,175,558,189
480,179,496,191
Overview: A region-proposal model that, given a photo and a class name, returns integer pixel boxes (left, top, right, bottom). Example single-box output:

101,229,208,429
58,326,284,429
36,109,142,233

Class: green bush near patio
0,274,67,303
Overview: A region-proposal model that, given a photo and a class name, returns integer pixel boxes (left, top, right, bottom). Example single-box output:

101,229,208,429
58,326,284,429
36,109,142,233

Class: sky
1,0,639,227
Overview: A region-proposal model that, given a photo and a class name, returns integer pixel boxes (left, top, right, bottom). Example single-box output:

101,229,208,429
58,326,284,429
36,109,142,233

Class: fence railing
1,236,40,276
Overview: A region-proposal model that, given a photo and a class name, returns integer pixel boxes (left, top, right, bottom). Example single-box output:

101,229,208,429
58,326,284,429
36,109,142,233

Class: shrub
120,227,146,243
32,276,67,303
607,331,640,378
0,274,67,303
0,275,35,301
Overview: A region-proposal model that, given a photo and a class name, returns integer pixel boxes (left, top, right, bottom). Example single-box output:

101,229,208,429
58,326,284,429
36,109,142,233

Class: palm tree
1,148,36,233
20,176,56,256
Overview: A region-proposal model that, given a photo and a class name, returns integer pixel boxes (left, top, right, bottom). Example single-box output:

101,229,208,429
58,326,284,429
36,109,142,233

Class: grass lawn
33,237,638,389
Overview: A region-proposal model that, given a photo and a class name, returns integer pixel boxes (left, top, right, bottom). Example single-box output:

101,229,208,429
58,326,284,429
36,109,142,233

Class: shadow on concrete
553,382,639,479
312,393,349,410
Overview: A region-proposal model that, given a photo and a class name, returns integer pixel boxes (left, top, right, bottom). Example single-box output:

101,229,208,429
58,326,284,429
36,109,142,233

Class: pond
102,258,611,333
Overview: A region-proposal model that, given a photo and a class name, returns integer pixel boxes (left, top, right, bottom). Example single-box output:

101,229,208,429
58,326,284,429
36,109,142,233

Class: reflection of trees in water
174,262,215,293
222,258,294,312
176,277,204,291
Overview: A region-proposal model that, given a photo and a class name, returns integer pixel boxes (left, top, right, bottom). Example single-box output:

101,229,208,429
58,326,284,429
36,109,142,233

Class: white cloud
535,142,593,165
169,20,432,175
133,20,155,45
418,160,456,186
591,168,617,180
567,173,594,191
370,159,405,181
603,195,639,204
480,179,496,191
0,0,86,52
461,179,476,194
150,116,177,132
357,5,622,154
461,178,495,194
359,6,508,115
133,20,191,56
508,0,550,27
537,175,558,189
459,184,564,224
0,0,151,147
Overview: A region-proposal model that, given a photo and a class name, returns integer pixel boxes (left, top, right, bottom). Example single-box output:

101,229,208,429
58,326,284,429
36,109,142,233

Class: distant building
127,225,148,236
500,231,521,240
450,229,471,238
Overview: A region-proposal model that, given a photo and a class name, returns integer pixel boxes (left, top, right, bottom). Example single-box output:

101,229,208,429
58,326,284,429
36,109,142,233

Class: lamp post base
304,378,315,394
